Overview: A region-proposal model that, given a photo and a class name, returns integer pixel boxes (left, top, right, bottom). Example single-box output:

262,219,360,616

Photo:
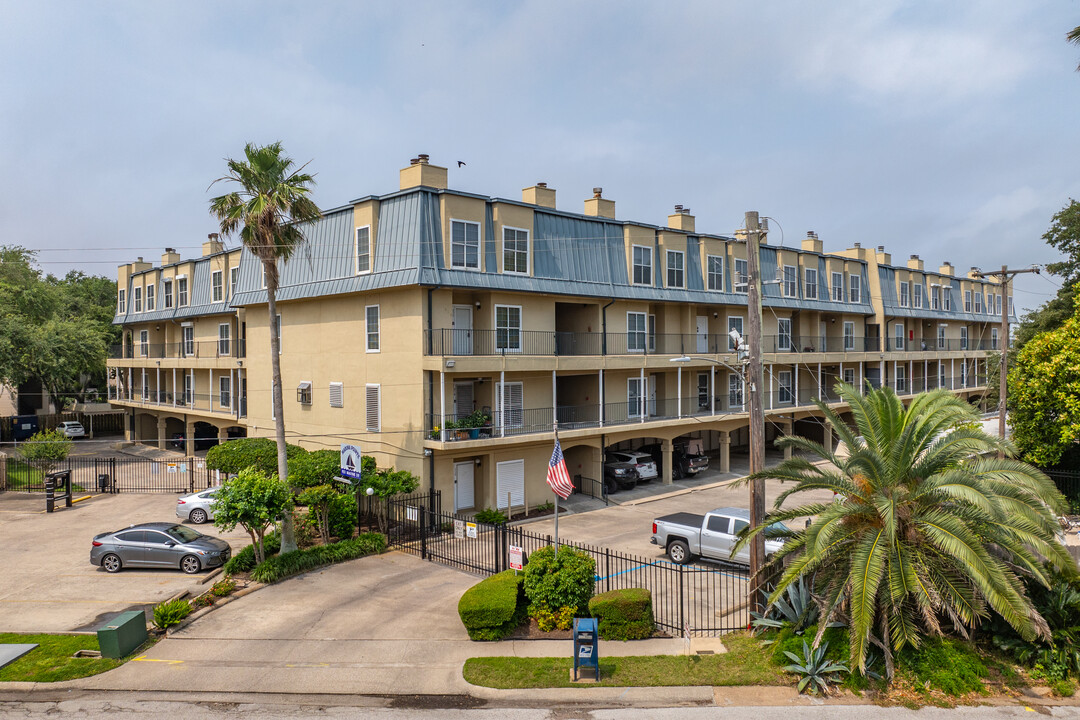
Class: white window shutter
329,382,344,408
366,384,381,431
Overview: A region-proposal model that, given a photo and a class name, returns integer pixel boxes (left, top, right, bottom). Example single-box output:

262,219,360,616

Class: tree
18,428,72,476
1009,290,1080,468
297,484,342,544
738,383,1074,679
211,468,292,564
210,143,322,555
287,449,341,489
361,461,419,533
205,437,305,476
1069,24,1080,71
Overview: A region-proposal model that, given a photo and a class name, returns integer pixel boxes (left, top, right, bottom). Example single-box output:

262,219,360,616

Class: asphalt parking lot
0,490,249,633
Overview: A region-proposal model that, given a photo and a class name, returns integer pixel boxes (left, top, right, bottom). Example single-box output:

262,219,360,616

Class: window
960,362,968,387
728,316,744,351
734,258,748,293
843,368,855,385
632,245,652,285
183,373,192,405
495,305,521,352
666,250,685,288
938,325,946,349
974,292,982,314
181,325,194,357
896,365,906,393
365,305,380,352
778,318,792,351
697,373,709,410
939,363,947,388
218,323,231,356
1008,296,1013,316
365,384,381,430
219,376,231,408
139,330,148,357
163,280,173,309
495,381,524,427
996,293,1002,316
451,219,480,269
964,290,972,313
297,381,312,405
899,281,909,307
627,312,647,353
960,326,968,350
778,370,793,404
329,381,344,408
843,321,855,351
706,516,730,534
707,255,724,291
832,272,843,302
502,227,528,274
118,288,126,314
804,268,818,299
992,327,999,350
355,226,371,274
146,283,155,311
628,377,645,418
648,313,656,352
894,323,905,351
783,265,797,297
133,286,142,313
728,374,744,408
212,271,223,303
273,314,281,353
944,287,952,311
178,277,189,306
913,283,923,309
849,273,861,303
931,285,940,310
261,265,266,289
229,267,239,297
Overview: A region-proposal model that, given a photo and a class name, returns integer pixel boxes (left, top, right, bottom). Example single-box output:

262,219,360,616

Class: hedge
588,588,654,641
224,531,281,574
249,533,386,584
458,570,527,641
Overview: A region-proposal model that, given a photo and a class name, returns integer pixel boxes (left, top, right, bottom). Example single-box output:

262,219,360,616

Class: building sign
454,520,465,539
508,545,524,571
166,462,177,474
466,522,478,539
340,444,363,480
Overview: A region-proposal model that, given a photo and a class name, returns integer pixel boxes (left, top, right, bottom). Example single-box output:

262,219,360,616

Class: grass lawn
0,633,154,683
3,461,85,492
462,633,789,689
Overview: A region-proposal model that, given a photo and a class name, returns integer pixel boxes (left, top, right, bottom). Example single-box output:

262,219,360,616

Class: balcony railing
108,388,247,419
884,338,994,352
110,339,247,360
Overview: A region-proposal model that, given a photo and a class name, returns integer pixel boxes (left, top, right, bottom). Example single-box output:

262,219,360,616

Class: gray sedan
90,522,231,574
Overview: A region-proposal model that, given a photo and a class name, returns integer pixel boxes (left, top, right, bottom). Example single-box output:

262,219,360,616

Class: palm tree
209,142,321,554
739,383,1074,679
1069,24,1080,71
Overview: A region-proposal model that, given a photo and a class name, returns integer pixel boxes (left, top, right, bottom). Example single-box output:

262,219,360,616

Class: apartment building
108,157,1009,513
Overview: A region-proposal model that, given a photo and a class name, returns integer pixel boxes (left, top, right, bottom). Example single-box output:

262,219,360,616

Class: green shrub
474,508,508,525
327,490,356,539
588,588,654,640
209,578,236,597
249,533,385,584
152,599,192,629
205,438,306,476
1052,678,1076,697
224,531,281,574
523,545,595,619
533,604,576,632
897,638,987,696
458,570,527,641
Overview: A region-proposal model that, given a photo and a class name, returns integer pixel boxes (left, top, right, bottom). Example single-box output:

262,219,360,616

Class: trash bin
96,610,147,659
98,473,111,493
573,617,599,681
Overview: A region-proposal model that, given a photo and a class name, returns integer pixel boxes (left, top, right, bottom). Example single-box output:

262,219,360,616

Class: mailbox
573,617,599,681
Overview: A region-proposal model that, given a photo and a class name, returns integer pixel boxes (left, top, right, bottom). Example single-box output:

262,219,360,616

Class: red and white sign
508,545,524,571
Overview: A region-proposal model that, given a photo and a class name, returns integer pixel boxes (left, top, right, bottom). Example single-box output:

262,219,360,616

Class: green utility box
96,610,147,659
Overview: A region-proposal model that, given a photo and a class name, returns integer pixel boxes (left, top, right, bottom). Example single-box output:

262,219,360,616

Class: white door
496,459,525,511
452,306,473,355
648,374,657,416
454,461,475,512
696,316,708,353
454,381,474,420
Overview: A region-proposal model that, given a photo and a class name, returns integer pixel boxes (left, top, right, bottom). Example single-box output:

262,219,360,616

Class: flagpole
553,420,559,548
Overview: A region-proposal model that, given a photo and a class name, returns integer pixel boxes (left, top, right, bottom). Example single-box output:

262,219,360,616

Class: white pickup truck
650,506,786,565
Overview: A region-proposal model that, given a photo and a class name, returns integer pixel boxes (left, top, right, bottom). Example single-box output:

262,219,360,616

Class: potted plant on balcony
441,419,465,441
459,410,491,440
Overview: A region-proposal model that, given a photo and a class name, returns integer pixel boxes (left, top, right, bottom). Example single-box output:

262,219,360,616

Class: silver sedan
90,522,231,574
176,488,218,524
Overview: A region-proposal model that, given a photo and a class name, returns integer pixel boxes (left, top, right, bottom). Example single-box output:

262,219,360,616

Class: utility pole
971,265,1038,445
745,211,767,614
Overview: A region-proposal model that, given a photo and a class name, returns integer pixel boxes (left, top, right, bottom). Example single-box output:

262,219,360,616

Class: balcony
110,339,247,360
108,387,247,419
884,338,994,352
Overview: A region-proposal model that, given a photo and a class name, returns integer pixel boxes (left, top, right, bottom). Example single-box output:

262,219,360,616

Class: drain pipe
601,298,615,354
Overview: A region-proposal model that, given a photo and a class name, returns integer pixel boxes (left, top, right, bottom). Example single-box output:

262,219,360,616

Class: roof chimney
162,248,181,265
522,182,556,209
875,245,891,265
584,187,615,219
130,256,151,273
801,230,822,254
907,254,924,271
400,153,447,190
202,233,223,257
938,261,954,276
667,204,695,232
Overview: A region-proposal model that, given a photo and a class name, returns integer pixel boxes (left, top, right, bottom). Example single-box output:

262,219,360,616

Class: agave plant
737,383,1076,679
783,640,849,695
751,575,819,632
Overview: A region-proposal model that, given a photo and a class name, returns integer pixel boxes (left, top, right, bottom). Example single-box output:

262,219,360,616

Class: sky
1,1,1078,313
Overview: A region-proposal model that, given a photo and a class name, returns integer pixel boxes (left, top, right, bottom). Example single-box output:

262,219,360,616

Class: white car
606,450,659,482
58,421,86,439
176,488,218,524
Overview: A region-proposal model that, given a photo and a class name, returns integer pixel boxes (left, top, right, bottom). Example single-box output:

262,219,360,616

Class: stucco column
718,430,730,473
783,421,794,461
217,425,228,443
184,417,195,456
661,438,674,485
822,423,833,454
156,416,167,450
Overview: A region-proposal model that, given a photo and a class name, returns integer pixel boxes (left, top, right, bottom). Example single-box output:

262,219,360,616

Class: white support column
155,367,160,404
794,363,799,405
639,367,645,423
599,369,604,427
879,360,884,390
439,371,446,441
499,370,505,437
677,365,682,419
893,361,897,391
859,362,863,394
817,362,822,399
127,368,132,399
172,368,177,408
710,365,715,415
231,368,236,418
951,358,955,390
552,370,557,426
208,369,213,411
768,364,774,410
923,359,928,391
908,360,913,395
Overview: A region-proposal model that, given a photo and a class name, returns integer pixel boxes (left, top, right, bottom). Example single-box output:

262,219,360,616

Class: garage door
496,459,525,510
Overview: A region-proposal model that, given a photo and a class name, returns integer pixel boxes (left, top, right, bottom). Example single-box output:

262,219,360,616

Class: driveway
0,491,249,633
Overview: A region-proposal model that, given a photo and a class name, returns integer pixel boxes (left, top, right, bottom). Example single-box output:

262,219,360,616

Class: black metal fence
381,489,749,636
0,455,217,494
1048,470,1080,506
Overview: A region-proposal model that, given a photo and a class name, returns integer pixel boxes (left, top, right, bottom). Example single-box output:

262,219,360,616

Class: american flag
546,438,574,499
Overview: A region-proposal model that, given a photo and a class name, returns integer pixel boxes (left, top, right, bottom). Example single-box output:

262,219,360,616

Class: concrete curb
464,683,717,704
165,582,264,637
198,567,224,585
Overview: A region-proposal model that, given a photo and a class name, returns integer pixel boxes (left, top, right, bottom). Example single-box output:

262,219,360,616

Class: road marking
133,656,184,665
285,663,330,668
